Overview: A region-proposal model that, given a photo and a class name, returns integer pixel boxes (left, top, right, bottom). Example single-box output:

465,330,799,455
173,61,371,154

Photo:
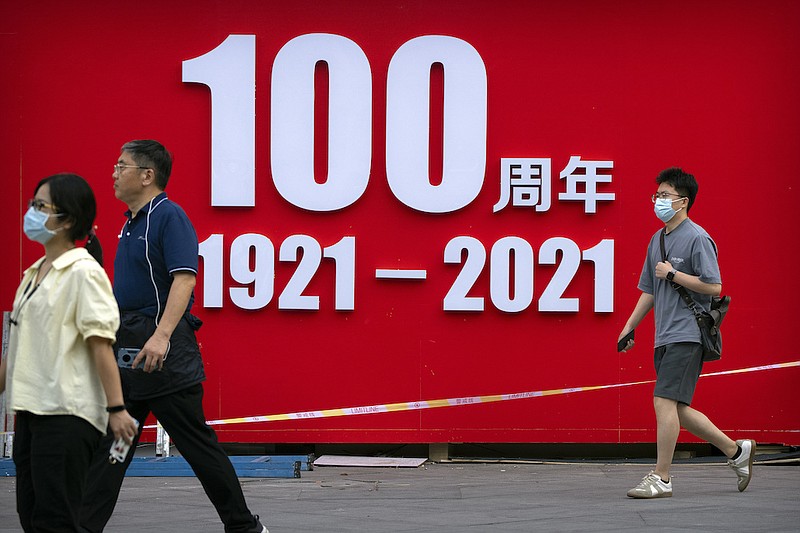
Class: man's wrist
153,327,172,341
666,269,677,282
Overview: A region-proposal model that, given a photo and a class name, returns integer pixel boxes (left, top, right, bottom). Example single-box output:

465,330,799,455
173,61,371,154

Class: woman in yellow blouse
0,173,138,532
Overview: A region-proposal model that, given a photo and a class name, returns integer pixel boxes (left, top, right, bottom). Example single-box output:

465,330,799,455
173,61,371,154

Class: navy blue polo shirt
114,192,198,317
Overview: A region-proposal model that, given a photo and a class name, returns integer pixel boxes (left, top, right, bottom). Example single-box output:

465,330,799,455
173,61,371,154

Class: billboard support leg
429,443,450,462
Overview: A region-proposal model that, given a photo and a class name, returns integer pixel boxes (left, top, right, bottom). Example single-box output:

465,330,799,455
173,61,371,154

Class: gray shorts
653,342,703,405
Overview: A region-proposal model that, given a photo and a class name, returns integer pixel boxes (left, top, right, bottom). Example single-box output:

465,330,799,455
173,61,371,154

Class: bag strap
659,229,708,325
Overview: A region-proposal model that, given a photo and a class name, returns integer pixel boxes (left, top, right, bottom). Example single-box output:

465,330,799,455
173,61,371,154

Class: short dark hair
121,139,173,190
35,173,104,264
656,167,698,212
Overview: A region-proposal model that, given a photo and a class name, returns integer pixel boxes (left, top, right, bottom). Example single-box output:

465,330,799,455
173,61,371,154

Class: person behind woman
0,173,138,532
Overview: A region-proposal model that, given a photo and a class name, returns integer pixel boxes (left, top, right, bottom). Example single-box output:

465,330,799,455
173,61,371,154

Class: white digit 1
198,234,224,308
443,236,486,311
229,234,274,310
182,34,255,207
279,235,322,310
583,239,615,312
271,34,372,211
490,237,534,313
386,36,487,213
323,236,355,311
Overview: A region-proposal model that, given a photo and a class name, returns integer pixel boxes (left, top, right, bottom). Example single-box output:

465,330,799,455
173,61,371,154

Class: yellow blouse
6,248,120,433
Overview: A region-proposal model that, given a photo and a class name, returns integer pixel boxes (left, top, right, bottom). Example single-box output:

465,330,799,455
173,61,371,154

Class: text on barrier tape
140,359,800,429
2,360,795,435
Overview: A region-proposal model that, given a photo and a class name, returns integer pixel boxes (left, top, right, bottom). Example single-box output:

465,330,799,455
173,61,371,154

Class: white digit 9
229,233,275,310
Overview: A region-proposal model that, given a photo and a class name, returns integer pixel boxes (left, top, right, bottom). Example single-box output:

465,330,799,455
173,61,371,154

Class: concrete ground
0,459,797,532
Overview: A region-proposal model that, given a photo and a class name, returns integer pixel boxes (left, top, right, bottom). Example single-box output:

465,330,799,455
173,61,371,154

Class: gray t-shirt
638,218,722,348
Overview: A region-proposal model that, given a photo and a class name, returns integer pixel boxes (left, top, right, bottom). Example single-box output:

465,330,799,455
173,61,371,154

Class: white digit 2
443,236,485,311
538,237,580,312
279,234,322,310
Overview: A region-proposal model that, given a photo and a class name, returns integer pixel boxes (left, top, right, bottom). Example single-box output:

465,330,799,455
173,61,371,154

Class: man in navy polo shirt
80,140,268,533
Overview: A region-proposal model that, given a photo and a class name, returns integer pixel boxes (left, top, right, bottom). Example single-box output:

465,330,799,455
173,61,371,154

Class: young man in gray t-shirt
618,167,755,499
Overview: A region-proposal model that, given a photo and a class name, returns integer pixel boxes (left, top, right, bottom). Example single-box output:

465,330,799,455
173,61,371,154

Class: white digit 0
490,237,534,313
386,36,487,213
271,34,372,211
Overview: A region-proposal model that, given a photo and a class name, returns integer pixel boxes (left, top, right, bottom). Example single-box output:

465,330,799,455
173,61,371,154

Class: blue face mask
23,206,63,244
654,198,684,223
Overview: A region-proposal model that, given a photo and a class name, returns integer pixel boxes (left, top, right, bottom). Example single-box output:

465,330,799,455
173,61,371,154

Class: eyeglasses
651,192,686,203
114,163,150,174
28,198,58,212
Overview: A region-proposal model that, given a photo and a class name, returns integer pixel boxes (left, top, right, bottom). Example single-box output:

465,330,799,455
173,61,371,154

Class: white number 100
182,33,487,213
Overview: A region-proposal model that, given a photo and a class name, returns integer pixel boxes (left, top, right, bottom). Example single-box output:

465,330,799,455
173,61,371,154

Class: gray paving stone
0,462,797,532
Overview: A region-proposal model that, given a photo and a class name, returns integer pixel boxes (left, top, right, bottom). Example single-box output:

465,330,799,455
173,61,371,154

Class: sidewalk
1,460,797,532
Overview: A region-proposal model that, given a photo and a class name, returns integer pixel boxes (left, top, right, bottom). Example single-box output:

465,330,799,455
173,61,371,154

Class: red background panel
1,1,798,444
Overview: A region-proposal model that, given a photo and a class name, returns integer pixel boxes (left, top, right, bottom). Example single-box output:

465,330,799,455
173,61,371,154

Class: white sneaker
627,471,672,498
728,439,756,492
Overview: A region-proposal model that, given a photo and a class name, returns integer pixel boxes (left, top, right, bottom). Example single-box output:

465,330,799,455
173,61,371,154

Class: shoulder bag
659,230,730,361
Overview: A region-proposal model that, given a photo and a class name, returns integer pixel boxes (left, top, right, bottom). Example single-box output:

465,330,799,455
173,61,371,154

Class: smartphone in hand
117,347,141,369
617,330,635,352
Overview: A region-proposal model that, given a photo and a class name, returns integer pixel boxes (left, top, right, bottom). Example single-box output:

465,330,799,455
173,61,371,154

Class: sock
731,445,742,461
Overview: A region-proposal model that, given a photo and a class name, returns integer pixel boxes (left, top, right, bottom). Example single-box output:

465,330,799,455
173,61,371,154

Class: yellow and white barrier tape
1,360,797,435
150,359,800,429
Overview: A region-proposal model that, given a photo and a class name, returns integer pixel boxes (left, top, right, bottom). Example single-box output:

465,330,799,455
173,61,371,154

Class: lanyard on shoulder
10,260,50,326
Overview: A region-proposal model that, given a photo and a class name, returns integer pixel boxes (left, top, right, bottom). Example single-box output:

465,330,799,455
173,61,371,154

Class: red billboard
1,1,798,444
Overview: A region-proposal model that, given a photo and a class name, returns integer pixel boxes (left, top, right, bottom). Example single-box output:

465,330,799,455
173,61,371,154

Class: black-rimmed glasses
114,163,150,174
651,192,686,203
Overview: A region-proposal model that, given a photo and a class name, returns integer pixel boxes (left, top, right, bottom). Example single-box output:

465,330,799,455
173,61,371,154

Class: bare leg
654,396,680,480
677,404,738,457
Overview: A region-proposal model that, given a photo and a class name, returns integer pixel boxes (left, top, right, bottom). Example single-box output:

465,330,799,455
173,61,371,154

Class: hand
618,329,635,352
655,260,673,280
109,410,139,444
132,333,170,373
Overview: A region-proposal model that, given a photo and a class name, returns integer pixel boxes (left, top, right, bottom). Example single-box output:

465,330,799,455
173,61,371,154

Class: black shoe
247,515,268,533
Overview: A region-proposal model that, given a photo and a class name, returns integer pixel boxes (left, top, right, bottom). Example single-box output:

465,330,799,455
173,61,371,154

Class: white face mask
23,206,64,244
653,197,684,223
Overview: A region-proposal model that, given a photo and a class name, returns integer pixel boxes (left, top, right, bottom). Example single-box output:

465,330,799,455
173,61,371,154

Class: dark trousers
13,412,101,532
79,384,256,533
